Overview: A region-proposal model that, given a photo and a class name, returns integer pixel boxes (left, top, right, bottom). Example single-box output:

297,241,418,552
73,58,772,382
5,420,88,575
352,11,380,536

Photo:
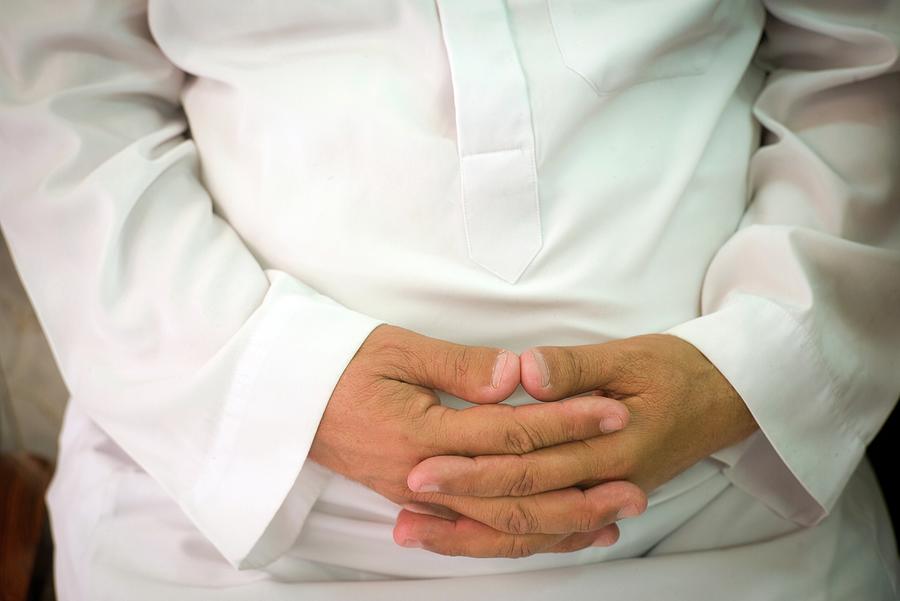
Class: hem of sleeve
239,459,335,570
666,294,866,526
186,271,383,567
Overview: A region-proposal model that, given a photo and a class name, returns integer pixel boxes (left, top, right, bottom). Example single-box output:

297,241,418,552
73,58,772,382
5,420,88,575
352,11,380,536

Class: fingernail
600,416,624,433
400,538,422,548
491,351,510,389
531,350,550,388
617,504,641,520
409,481,440,493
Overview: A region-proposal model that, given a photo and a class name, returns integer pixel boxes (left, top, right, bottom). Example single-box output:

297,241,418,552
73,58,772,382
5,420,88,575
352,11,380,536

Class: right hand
309,325,648,557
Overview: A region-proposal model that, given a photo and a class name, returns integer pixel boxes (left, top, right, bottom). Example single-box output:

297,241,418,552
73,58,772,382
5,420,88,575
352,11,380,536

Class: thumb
389,328,519,404
520,342,626,402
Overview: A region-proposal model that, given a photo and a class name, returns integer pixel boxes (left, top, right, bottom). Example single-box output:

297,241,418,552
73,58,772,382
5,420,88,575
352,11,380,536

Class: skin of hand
399,334,759,557
309,324,647,557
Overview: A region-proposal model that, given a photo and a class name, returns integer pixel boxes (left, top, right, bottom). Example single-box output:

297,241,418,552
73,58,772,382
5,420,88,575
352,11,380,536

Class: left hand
398,334,759,555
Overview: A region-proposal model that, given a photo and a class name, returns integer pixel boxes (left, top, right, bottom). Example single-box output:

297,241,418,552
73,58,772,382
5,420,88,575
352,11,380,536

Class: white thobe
1,0,899,599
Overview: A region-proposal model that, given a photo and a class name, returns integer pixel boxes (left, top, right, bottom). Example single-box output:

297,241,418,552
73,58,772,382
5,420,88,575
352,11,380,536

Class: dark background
868,401,899,536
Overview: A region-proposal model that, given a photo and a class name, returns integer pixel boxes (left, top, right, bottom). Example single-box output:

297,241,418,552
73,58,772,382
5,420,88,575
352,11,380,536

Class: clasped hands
309,325,757,558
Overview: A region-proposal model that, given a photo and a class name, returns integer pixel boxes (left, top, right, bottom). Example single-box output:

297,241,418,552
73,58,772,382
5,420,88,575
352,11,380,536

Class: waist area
283,460,729,579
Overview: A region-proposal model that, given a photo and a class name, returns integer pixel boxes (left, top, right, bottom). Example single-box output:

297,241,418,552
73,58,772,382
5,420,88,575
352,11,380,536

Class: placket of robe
437,0,542,284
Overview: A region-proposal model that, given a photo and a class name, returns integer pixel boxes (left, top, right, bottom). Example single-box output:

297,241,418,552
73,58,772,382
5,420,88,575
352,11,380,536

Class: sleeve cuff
240,459,334,569
185,270,382,568
666,294,866,526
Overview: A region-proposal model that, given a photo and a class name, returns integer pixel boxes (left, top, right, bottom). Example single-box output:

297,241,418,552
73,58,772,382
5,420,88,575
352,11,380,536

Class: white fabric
1,0,899,598
438,0,543,282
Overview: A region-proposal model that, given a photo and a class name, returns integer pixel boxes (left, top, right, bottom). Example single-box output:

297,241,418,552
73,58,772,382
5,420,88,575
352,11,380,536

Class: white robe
1,0,898,598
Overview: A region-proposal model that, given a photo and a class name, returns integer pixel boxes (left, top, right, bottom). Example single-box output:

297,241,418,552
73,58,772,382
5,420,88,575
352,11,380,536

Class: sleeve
666,0,900,526
0,0,382,568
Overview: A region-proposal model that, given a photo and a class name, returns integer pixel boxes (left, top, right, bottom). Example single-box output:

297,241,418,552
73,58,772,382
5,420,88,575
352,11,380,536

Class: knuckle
420,404,452,451
505,460,538,497
502,535,535,558
573,440,603,481
445,345,472,384
577,503,604,532
503,420,541,455
499,502,540,535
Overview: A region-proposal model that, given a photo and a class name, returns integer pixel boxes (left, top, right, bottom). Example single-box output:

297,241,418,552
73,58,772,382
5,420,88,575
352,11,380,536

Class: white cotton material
1,0,898,598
